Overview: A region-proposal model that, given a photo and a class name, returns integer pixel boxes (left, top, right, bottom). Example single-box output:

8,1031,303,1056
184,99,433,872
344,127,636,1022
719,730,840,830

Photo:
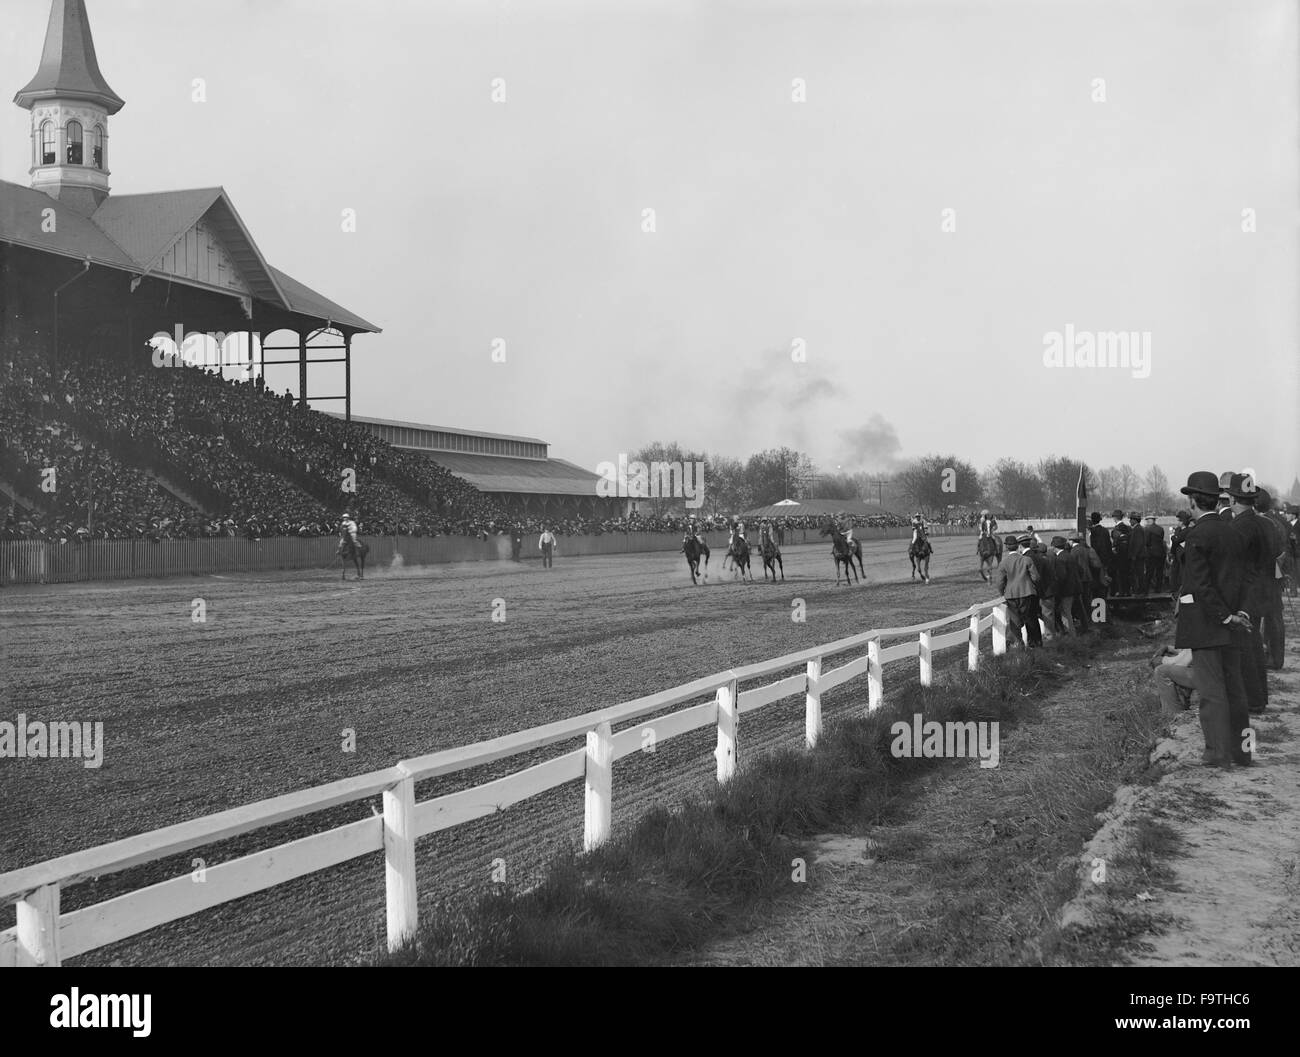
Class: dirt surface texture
1062,630,1300,967
1,534,1005,966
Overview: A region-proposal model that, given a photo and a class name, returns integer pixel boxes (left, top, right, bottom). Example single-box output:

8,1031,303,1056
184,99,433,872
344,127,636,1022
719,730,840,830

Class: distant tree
817,472,860,501
745,448,815,506
1116,464,1139,509
701,453,748,516
1095,466,1118,511
894,454,982,515
629,440,707,517
1037,456,1090,517
1139,465,1172,515
990,458,1045,517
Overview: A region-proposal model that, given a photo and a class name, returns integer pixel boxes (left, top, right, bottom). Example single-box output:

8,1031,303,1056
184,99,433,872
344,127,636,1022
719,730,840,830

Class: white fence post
16,883,60,967
968,612,981,671
715,678,738,782
805,657,822,749
383,773,418,951
867,639,883,711
584,721,614,851
993,604,1008,655
918,630,933,687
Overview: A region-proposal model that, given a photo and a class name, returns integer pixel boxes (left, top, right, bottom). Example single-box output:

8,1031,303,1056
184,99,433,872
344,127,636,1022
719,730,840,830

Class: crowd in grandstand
2,339,1009,544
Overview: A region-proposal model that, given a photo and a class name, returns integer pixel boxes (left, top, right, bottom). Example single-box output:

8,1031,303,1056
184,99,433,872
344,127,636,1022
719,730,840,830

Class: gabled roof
13,0,125,113
0,180,380,333
93,188,288,306
268,266,381,334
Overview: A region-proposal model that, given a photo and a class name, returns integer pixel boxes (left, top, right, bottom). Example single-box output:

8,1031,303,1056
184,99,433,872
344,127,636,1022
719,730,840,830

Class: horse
682,533,710,585
758,527,784,582
908,533,933,583
727,533,754,581
339,534,369,580
976,534,1002,583
819,524,861,585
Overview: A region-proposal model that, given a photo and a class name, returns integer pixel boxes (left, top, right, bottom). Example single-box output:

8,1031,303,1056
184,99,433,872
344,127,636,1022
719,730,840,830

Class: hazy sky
3,0,1297,490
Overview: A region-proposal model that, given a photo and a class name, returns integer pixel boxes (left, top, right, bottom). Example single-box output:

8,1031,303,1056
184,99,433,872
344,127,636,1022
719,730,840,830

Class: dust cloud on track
0,533,999,965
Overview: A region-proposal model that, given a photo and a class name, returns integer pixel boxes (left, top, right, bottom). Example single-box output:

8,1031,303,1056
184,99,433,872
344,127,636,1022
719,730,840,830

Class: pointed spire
13,0,124,114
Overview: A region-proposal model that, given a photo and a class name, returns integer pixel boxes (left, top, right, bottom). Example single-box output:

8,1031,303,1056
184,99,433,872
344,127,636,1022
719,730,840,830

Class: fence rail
0,525,998,587
0,596,1015,967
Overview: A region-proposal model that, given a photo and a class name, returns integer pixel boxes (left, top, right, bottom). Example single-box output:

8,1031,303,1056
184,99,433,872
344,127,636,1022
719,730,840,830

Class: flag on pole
1075,463,1088,540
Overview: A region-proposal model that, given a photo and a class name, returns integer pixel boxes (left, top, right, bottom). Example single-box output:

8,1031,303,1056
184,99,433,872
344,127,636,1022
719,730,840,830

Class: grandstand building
0,0,379,415
329,413,620,521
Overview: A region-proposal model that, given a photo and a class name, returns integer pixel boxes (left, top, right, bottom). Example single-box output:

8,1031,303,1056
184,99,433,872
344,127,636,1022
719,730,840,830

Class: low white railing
0,597,1011,967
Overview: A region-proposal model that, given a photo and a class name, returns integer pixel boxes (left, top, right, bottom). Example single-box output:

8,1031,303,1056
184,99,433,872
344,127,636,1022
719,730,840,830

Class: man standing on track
539,525,557,568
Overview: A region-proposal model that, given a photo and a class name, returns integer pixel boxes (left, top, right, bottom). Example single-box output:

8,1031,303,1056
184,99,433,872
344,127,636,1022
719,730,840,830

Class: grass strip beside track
379,632,1145,966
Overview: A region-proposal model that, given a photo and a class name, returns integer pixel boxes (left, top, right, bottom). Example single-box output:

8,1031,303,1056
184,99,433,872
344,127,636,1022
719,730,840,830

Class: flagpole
1076,463,1087,540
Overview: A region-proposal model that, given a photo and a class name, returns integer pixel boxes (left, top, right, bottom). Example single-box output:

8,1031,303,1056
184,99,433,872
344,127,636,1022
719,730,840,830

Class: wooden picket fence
0,597,1015,967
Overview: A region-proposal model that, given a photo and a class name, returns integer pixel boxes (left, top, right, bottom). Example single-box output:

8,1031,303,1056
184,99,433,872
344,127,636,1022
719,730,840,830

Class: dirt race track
0,533,1004,965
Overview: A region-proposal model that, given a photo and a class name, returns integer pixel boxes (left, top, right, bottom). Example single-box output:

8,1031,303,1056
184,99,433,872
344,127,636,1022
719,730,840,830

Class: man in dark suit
1110,509,1132,595
1048,536,1081,636
1257,490,1287,669
1069,530,1105,631
995,533,1042,647
1174,471,1251,768
1127,512,1147,594
1142,514,1167,593
1089,511,1113,599
1226,474,1273,712
1168,509,1193,596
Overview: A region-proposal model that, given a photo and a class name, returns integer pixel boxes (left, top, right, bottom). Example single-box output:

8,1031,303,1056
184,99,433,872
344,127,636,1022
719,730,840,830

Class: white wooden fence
0,597,1017,967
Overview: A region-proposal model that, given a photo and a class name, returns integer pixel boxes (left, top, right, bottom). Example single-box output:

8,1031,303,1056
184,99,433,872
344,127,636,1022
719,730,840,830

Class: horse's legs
777,555,784,581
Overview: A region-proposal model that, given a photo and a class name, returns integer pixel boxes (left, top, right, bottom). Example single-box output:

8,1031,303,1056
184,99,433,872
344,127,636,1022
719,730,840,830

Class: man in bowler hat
1110,510,1132,595
1174,471,1252,768
1089,511,1113,599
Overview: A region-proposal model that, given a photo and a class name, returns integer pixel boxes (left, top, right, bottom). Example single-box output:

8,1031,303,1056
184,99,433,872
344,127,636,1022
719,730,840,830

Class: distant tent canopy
740,499,898,519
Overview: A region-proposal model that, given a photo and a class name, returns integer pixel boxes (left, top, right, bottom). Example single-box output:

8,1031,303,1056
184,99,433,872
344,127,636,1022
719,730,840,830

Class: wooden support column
344,332,352,422
298,330,308,406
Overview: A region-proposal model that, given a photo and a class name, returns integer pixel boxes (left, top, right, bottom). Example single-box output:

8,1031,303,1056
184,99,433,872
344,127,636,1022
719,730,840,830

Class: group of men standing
1088,510,1169,596
993,527,1106,646
1158,471,1293,769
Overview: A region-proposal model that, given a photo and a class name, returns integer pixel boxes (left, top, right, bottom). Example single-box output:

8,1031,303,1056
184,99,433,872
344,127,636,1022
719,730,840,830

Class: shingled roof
425,452,603,496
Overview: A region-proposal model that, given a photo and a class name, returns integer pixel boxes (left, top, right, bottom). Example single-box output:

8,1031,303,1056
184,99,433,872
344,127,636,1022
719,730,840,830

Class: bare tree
1116,464,1139,509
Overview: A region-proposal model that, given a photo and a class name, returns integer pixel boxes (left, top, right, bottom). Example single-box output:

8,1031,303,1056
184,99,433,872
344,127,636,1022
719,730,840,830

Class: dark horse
976,535,1002,582
682,533,710,585
758,526,784,582
819,524,861,585
339,534,369,580
908,534,933,583
727,533,754,582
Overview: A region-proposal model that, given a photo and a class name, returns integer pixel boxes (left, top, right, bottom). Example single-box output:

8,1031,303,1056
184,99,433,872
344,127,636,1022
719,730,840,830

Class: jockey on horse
908,513,933,583
976,508,1002,580
757,517,784,581
338,510,368,580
